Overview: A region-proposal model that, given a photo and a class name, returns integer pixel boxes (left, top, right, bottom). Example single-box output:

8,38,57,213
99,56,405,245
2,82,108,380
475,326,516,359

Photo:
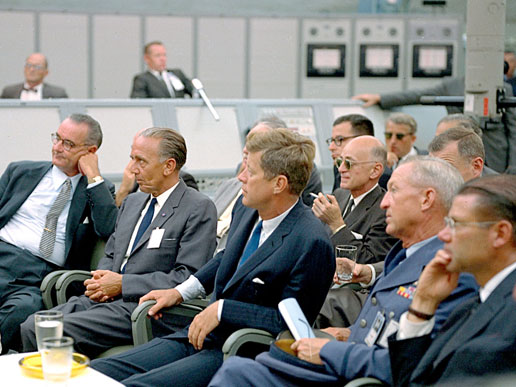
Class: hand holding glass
335,245,358,281
41,336,74,382
35,310,63,352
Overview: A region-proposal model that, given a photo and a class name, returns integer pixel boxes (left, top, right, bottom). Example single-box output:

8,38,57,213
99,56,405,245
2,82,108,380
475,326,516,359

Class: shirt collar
351,183,378,207
406,235,438,259
151,180,180,209
400,146,418,163
51,166,81,191
260,199,298,236
479,261,516,302
23,82,42,92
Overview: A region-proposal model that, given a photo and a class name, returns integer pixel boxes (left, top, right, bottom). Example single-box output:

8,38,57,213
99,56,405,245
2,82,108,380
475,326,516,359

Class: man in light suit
1,53,68,99
313,136,398,327
0,113,116,352
209,156,479,386
91,129,335,386
388,174,516,386
429,127,498,181
21,127,217,357
353,77,516,173
130,41,195,99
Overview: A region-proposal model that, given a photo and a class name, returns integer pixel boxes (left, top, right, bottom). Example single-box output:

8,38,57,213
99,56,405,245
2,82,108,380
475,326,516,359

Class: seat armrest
131,300,156,346
40,270,69,309
222,328,275,361
344,377,384,387
55,270,92,305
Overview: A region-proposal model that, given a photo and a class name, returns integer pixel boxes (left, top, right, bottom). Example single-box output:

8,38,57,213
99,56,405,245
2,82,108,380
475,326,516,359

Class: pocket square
252,277,265,285
82,217,89,224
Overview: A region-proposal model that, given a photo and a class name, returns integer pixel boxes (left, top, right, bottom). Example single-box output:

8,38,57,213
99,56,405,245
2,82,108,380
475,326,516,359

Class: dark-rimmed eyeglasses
25,63,46,71
326,135,359,147
51,133,88,152
336,157,377,170
444,216,498,231
384,132,413,140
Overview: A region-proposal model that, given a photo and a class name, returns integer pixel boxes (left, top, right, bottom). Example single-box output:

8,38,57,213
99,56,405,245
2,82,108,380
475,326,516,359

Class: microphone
191,78,220,121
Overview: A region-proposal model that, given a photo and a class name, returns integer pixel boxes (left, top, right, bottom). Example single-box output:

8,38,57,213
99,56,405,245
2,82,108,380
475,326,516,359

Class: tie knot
150,197,158,207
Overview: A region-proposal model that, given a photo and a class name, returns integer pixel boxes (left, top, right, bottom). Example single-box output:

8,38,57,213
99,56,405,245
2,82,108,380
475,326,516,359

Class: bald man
1,53,68,100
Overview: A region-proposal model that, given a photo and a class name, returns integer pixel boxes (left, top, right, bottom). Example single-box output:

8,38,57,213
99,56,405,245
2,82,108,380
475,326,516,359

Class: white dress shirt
20,83,43,101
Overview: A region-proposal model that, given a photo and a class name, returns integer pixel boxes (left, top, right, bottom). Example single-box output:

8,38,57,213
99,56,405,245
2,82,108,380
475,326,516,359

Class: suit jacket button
360,319,367,328
389,311,395,319
371,297,377,305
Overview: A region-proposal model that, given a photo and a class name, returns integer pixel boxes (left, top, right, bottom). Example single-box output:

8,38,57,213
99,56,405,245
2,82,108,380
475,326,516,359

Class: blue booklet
278,298,315,340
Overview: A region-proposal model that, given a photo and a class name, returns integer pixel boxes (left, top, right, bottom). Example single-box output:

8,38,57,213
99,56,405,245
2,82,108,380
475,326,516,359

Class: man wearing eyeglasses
1,53,68,100
0,113,117,353
384,112,427,169
326,114,376,192
388,174,516,386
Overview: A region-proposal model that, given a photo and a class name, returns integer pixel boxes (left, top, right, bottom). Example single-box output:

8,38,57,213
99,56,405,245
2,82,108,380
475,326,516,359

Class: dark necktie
39,178,72,258
131,197,157,253
342,196,355,221
238,221,263,268
23,87,37,92
384,247,407,276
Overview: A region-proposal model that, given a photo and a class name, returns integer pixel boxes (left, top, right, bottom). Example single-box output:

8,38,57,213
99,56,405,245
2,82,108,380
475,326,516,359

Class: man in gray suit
429,127,498,181
1,53,68,99
130,41,195,99
0,113,116,352
313,136,398,327
353,77,516,173
384,112,427,169
21,127,218,357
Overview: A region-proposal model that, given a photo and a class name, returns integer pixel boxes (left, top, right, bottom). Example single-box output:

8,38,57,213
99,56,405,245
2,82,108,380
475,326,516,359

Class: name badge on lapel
148,228,165,249
364,311,385,347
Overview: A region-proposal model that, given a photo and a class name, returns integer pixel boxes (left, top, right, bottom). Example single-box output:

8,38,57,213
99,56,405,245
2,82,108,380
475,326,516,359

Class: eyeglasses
336,157,377,170
384,132,413,141
25,63,46,71
444,216,498,231
326,135,359,147
51,133,88,151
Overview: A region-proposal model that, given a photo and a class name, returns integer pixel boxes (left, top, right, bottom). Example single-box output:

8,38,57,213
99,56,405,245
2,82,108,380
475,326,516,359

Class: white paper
148,228,165,249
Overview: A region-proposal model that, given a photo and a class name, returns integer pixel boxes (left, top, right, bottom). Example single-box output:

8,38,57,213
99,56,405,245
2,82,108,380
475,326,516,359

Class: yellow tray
19,353,89,379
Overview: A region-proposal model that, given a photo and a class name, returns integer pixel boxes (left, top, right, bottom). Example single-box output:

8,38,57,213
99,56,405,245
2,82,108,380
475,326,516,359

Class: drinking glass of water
41,336,74,383
35,310,64,352
335,245,358,281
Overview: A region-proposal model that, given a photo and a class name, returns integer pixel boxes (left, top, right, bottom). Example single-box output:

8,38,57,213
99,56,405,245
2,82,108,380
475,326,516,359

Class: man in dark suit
91,129,335,386
130,41,195,99
384,112,427,169
313,136,398,327
1,53,68,99
353,77,516,173
388,174,516,386
208,156,478,387
21,127,217,357
0,113,116,352
429,127,498,181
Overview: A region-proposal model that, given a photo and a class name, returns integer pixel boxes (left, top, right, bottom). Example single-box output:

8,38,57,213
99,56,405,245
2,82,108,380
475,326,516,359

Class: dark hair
68,113,102,148
429,127,485,161
458,175,516,241
333,114,374,136
140,127,187,170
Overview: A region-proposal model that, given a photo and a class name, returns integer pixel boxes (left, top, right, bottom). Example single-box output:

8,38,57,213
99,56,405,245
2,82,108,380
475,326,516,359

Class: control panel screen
412,44,453,77
359,44,399,77
307,44,345,77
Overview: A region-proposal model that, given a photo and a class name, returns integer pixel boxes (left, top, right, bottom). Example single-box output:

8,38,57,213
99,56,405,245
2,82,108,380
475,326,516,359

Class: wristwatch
88,175,104,184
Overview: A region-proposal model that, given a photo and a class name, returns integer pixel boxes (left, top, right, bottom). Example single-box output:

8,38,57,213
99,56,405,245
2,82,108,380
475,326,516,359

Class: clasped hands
139,289,220,350
84,270,122,302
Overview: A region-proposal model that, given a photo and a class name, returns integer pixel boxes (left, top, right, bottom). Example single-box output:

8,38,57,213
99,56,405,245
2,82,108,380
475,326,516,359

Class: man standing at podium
130,41,196,99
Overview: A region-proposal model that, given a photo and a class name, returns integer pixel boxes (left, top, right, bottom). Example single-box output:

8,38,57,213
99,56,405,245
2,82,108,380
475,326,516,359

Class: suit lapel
432,269,516,367
147,71,171,97
221,201,301,294
129,181,186,254
345,186,382,226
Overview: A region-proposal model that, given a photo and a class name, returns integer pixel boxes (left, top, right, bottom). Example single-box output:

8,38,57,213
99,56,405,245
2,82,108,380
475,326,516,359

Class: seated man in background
0,113,116,352
384,112,427,169
209,156,478,386
326,114,392,191
1,53,68,99
131,41,196,99
435,113,483,137
429,127,498,181
21,127,217,357
91,129,335,386
389,175,516,386
313,136,398,327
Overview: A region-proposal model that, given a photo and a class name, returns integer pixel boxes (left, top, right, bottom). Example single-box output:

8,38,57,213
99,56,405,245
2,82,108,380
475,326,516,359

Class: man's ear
87,145,98,154
163,158,177,176
470,157,484,179
370,162,384,180
420,187,436,212
273,175,289,195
